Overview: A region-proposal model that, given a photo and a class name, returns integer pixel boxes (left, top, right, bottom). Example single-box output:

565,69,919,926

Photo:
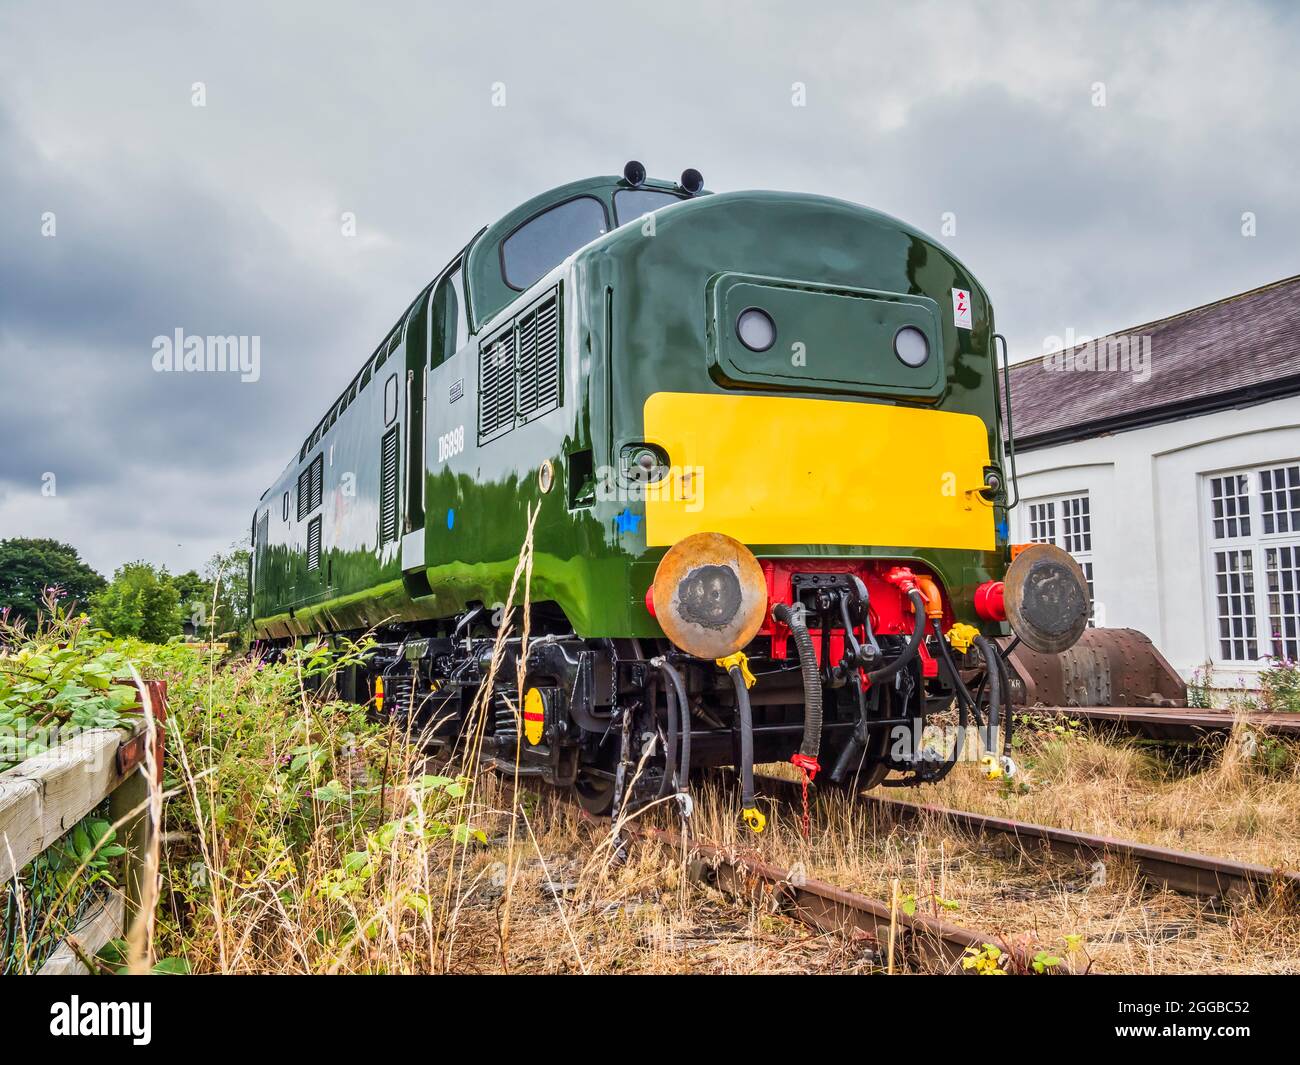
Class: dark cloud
1,0,1296,576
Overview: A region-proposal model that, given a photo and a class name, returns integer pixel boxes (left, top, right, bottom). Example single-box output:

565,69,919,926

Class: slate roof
1005,276,1300,450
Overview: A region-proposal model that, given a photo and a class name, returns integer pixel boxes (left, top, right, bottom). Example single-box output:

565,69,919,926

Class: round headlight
894,325,930,367
736,308,776,352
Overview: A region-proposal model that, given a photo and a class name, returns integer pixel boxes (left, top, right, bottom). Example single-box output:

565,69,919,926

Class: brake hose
652,658,691,796
650,671,678,800
972,636,1003,754
772,602,822,772
719,654,764,833
932,618,984,730
994,643,1015,756
866,589,928,686
831,589,928,786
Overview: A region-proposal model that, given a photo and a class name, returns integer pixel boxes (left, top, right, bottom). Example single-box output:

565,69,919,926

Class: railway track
550,785,1063,973
1029,704,1300,743
618,818,1043,974
750,772,1300,904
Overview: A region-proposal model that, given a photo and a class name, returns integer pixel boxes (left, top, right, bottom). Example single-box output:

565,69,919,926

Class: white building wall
1009,394,1300,686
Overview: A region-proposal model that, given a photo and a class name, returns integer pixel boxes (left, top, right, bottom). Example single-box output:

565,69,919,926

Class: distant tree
0,538,106,623
202,542,252,638
171,569,213,630
90,562,183,643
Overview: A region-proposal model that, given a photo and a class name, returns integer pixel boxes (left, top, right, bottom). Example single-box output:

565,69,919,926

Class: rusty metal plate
652,532,767,659
1000,627,1188,708
1003,543,1090,653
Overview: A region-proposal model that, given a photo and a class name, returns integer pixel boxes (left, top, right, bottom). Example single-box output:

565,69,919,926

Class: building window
1027,501,1056,545
1025,493,1095,622
1061,495,1092,554
1264,545,1300,662
1213,548,1257,661
1204,462,1300,663
1209,473,1251,539
1260,464,1300,535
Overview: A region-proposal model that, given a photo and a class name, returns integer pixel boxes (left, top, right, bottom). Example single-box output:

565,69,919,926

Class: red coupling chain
789,753,820,839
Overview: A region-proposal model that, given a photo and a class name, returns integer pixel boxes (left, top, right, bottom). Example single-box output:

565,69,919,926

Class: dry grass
887,719,1300,869
685,765,1300,975
154,709,1300,975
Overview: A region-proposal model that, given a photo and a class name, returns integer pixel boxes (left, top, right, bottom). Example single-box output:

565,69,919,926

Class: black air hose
653,669,679,800
881,618,981,788
773,603,822,767
653,658,692,794
994,644,1015,756
972,636,1003,755
723,661,763,832
931,619,984,729
865,589,929,687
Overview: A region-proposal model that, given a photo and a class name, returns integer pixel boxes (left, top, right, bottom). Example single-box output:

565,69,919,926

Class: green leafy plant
0,595,139,771
900,892,960,917
1260,657,1300,713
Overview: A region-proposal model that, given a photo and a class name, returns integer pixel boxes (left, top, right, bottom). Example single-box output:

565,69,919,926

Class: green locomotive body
250,165,1087,817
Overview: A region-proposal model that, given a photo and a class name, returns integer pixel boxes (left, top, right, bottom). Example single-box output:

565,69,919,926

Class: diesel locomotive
249,163,1092,827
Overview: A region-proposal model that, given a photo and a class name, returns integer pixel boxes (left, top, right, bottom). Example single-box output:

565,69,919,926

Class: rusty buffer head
652,532,768,659
1003,543,1091,653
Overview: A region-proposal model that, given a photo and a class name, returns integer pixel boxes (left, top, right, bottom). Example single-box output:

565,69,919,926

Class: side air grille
517,292,561,419
306,515,322,572
379,424,400,545
477,287,561,444
478,329,517,443
297,454,324,520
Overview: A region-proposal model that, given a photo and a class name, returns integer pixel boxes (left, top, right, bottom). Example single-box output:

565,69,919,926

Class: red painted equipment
974,580,1006,622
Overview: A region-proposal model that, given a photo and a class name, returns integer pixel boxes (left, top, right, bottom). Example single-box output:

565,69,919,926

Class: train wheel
573,773,615,816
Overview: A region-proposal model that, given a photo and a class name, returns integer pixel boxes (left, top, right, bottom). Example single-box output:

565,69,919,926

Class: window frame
1201,461,1300,665
498,195,610,293
612,187,685,226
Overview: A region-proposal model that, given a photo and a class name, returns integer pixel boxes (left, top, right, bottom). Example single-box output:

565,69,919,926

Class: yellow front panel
642,392,995,551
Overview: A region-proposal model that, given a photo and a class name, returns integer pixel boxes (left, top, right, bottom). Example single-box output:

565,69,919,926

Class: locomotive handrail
993,332,1021,510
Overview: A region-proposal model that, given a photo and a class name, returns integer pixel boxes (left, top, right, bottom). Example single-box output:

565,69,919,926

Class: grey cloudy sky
1,0,1296,578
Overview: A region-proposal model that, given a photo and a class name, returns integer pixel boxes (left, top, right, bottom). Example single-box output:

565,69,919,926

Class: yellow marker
742,807,767,833
946,622,981,654
643,392,994,551
523,687,545,745
716,651,756,689
373,676,385,714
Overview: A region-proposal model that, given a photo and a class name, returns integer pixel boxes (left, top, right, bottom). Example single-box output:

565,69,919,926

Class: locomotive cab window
500,196,608,291
613,188,683,226
433,263,469,366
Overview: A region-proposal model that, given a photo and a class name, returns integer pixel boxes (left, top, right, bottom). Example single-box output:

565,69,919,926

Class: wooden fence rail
0,678,166,974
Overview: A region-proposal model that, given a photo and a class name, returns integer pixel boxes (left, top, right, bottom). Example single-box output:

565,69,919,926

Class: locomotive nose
650,532,768,658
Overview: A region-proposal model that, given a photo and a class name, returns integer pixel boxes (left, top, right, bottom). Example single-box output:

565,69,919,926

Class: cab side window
500,196,608,291
432,263,470,367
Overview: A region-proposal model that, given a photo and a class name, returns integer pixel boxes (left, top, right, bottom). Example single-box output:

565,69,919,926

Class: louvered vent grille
306,516,322,571
379,425,400,545
477,287,561,444
478,330,516,443
297,454,324,520
256,511,269,548
517,293,560,418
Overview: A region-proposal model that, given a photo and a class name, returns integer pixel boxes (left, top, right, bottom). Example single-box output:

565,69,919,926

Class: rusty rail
623,820,1033,973
1030,704,1300,742
751,773,1300,904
